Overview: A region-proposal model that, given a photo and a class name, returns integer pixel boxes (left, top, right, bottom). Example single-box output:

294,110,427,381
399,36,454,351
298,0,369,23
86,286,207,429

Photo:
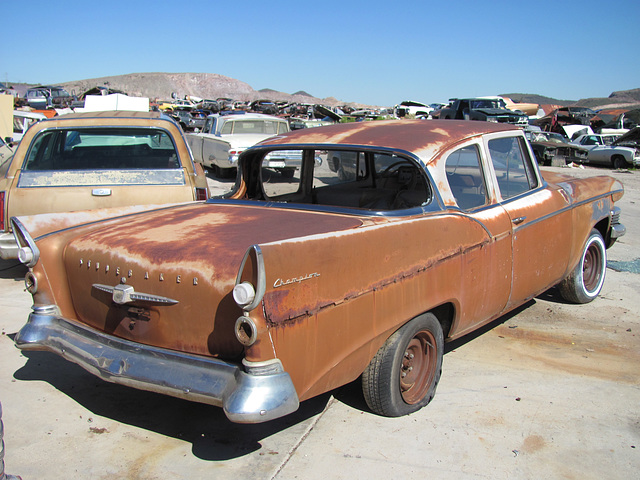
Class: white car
187,113,297,177
572,133,640,169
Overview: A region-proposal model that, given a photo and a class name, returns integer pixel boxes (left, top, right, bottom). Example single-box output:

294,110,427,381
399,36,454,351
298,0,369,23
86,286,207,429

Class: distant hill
54,72,360,108
501,89,640,110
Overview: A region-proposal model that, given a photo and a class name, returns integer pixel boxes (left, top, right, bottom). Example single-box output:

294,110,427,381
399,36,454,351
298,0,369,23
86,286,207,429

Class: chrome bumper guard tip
14,310,299,423
611,223,626,239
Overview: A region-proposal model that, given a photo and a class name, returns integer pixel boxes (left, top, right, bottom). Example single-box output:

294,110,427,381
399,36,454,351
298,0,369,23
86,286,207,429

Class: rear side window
18,128,185,188
488,136,538,200
445,144,487,209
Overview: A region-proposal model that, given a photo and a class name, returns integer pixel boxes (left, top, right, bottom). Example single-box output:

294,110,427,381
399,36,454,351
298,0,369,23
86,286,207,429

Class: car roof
257,119,519,157
212,112,286,121
40,110,164,121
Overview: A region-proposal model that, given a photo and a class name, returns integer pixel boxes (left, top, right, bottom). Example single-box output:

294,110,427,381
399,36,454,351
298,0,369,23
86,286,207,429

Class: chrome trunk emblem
93,284,179,306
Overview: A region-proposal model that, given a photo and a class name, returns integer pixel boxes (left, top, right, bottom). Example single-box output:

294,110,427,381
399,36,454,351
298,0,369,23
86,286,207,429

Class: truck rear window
19,128,185,187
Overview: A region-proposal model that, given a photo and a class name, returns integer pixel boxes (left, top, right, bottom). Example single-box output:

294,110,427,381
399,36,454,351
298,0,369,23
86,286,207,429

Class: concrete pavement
1,165,638,479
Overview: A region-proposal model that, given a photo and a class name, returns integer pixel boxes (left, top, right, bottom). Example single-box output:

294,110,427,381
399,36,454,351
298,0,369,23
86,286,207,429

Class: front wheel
558,229,607,303
362,313,443,417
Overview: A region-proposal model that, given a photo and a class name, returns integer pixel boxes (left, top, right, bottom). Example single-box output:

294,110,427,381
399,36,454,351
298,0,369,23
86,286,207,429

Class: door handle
92,188,112,196
512,216,526,225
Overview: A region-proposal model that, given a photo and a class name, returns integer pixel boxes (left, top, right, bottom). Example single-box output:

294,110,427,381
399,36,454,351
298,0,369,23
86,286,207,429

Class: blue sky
3,0,639,106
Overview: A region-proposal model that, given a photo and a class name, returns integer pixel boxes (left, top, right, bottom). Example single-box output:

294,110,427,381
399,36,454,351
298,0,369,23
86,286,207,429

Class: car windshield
50,88,70,98
470,99,503,109
531,132,566,144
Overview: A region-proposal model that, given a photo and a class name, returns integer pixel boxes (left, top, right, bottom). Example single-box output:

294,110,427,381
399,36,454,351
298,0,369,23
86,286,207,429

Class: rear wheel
612,155,627,169
558,229,607,303
362,313,443,417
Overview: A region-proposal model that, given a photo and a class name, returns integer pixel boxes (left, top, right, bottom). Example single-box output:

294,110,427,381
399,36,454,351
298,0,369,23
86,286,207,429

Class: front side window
488,136,538,200
445,144,487,209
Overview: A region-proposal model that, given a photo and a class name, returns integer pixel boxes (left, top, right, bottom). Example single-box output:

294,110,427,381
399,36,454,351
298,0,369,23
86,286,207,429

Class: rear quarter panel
255,213,502,401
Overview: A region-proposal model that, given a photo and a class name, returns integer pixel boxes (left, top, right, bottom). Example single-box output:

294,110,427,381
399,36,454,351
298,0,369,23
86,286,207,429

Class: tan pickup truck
0,110,209,260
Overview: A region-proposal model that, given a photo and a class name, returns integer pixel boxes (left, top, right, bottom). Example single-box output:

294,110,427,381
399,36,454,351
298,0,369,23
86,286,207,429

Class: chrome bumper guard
610,206,626,239
14,307,299,423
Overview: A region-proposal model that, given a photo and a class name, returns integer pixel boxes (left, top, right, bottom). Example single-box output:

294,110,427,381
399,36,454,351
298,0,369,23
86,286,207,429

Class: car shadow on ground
12,349,331,461
535,286,575,304
10,298,559,460
0,259,27,281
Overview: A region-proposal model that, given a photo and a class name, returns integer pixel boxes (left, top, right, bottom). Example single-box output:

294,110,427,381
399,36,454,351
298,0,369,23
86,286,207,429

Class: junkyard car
186,112,299,177
24,85,75,109
11,110,47,142
572,133,640,168
12,120,625,423
0,110,210,260
525,130,588,166
438,98,529,125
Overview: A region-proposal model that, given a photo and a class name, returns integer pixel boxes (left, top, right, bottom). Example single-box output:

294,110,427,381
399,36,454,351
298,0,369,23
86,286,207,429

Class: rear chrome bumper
0,232,19,260
14,306,299,423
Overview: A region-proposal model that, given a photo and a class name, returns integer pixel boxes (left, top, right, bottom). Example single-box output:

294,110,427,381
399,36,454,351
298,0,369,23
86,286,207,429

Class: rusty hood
36,202,365,358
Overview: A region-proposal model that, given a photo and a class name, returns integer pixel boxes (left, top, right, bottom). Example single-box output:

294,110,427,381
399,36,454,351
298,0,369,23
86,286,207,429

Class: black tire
612,155,627,169
362,313,443,417
280,168,295,178
558,229,607,304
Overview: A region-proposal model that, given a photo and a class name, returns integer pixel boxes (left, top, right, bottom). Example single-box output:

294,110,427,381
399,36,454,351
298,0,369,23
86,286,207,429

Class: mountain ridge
8,72,640,110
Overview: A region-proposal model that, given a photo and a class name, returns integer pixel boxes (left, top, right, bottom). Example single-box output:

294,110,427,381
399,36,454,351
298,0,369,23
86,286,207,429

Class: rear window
18,127,185,188
221,120,288,135
260,148,431,211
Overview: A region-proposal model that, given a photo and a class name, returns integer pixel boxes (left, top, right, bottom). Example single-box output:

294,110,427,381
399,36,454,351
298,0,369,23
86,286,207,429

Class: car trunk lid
60,202,364,358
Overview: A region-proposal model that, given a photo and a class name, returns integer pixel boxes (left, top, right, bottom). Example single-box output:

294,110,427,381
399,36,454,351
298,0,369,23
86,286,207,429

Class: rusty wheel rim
583,241,603,294
400,330,437,404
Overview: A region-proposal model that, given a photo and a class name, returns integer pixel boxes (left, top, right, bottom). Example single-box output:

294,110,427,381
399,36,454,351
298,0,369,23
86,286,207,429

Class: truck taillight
195,188,208,201
0,191,5,230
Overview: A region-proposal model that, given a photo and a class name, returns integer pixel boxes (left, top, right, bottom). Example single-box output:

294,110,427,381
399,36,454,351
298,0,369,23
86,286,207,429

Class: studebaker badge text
273,272,320,288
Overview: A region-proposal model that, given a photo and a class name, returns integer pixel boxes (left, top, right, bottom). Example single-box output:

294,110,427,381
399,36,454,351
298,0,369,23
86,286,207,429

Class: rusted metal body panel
32,204,363,357
12,120,626,422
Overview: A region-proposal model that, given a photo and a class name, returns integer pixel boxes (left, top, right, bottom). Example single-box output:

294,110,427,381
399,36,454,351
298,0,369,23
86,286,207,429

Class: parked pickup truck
0,110,210,260
186,112,302,177
438,98,529,125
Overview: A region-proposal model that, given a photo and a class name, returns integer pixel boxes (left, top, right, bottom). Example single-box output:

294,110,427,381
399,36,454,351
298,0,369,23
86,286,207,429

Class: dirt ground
0,164,638,479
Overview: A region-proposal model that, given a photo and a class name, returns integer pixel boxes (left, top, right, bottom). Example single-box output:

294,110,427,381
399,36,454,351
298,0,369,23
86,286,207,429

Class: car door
579,135,608,164
485,133,572,309
442,142,513,336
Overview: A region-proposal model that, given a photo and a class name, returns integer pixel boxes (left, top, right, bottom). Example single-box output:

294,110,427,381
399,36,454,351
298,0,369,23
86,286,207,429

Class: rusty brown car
12,120,626,423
